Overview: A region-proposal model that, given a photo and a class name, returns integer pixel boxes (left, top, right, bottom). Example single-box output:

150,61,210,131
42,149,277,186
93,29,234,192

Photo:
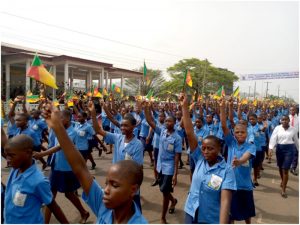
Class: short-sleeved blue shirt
202,123,218,136
74,122,95,150
104,132,144,165
82,180,148,224
194,126,208,147
225,133,256,190
54,125,78,171
4,161,53,224
152,121,165,149
7,120,17,136
184,146,236,223
248,124,262,151
154,127,182,175
14,126,41,147
28,118,48,140
139,119,150,138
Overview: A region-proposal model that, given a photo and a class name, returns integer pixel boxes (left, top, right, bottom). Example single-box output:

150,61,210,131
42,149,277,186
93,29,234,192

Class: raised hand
231,156,240,168
41,102,62,129
87,100,95,112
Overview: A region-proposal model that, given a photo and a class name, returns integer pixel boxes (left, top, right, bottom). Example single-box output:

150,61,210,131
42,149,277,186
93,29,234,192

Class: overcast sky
1,0,299,101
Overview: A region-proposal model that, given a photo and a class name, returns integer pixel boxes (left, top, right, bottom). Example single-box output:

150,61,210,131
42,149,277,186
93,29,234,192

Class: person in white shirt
269,115,299,198
289,106,299,175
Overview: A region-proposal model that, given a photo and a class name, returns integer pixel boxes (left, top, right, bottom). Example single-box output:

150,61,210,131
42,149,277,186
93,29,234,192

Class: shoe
98,148,102,157
106,151,112,154
281,192,288,198
79,212,90,224
151,179,159,186
254,181,259,186
169,199,178,214
90,163,96,170
290,169,298,176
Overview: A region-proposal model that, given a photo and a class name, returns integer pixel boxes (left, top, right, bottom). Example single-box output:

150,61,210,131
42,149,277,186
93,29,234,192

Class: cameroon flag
27,54,58,89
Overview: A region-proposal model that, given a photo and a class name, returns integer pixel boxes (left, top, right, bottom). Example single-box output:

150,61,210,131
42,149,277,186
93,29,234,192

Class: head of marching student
234,123,248,144
121,113,136,136
60,110,72,128
15,113,29,129
4,134,33,172
77,111,87,124
103,160,143,209
201,135,221,166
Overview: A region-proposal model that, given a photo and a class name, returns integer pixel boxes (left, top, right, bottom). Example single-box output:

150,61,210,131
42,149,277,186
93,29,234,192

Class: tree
125,67,165,96
166,58,238,99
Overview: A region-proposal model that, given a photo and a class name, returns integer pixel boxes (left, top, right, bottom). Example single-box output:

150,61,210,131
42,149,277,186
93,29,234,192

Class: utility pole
264,81,271,98
254,82,256,99
248,86,251,99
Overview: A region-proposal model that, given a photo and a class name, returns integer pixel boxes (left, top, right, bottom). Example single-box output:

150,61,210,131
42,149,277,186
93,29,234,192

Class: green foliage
125,67,165,96
166,58,238,98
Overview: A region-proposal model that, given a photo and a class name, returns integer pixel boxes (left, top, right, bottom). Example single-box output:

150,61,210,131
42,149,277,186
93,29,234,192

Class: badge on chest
79,131,86,137
13,191,27,207
208,174,223,190
167,143,174,152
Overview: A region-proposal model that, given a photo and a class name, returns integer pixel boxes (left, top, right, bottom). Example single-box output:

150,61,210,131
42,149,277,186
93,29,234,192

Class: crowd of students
0,93,299,224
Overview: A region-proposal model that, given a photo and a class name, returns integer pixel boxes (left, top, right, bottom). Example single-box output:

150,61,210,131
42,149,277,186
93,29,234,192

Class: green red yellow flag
232,86,240,98
146,89,154,100
26,54,58,89
213,86,225,99
185,70,192,87
26,95,40,103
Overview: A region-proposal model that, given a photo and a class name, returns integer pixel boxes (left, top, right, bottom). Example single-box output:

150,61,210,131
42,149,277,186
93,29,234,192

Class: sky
0,0,299,101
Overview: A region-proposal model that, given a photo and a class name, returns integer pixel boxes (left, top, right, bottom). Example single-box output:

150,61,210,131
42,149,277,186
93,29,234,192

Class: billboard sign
240,72,298,81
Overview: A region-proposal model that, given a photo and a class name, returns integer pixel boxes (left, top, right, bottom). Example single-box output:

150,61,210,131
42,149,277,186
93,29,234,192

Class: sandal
169,198,177,214
281,192,287,198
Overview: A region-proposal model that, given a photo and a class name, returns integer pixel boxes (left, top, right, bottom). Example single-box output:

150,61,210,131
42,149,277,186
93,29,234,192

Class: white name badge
32,125,38,130
125,152,133,160
13,191,27,207
198,136,203,142
167,144,174,152
208,174,223,190
79,131,85,137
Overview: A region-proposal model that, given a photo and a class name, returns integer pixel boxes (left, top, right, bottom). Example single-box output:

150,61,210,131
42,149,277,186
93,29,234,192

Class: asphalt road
1,148,299,224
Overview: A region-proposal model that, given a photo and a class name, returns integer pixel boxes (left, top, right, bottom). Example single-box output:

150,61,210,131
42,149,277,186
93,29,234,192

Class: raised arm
228,98,235,128
100,100,120,128
179,93,198,152
144,102,156,130
220,98,230,136
87,100,107,137
42,104,93,195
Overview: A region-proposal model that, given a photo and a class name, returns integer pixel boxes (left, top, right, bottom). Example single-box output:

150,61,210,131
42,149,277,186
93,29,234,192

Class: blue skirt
230,190,256,221
50,170,81,193
276,144,295,169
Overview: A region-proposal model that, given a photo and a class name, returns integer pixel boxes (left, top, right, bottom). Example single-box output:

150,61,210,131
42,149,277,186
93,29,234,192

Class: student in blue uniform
220,98,256,223
28,109,48,144
88,100,144,210
203,113,219,136
74,111,97,169
3,134,68,224
13,112,48,170
248,113,264,186
175,111,185,169
140,117,154,166
33,110,90,224
180,93,236,224
41,103,148,224
150,111,166,186
144,101,181,224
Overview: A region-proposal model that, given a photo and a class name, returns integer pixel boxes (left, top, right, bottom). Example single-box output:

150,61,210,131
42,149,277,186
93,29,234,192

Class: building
1,43,143,101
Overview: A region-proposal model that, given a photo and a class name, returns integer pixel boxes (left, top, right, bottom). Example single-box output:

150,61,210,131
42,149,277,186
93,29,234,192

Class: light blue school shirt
216,119,231,140
74,122,95,150
154,127,182,175
139,119,150,138
28,118,48,140
104,132,144,165
7,120,17,136
4,161,52,224
48,129,56,149
202,123,218,136
184,146,236,224
152,121,165,149
110,113,122,130
175,120,185,138
248,124,262,151
246,127,255,144
194,126,208,146
257,122,267,146
101,111,110,127
224,133,256,190
82,180,148,224
53,125,77,171
14,127,41,147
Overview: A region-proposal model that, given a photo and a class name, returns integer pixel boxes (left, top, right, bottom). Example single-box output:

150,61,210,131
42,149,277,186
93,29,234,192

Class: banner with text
240,72,299,81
